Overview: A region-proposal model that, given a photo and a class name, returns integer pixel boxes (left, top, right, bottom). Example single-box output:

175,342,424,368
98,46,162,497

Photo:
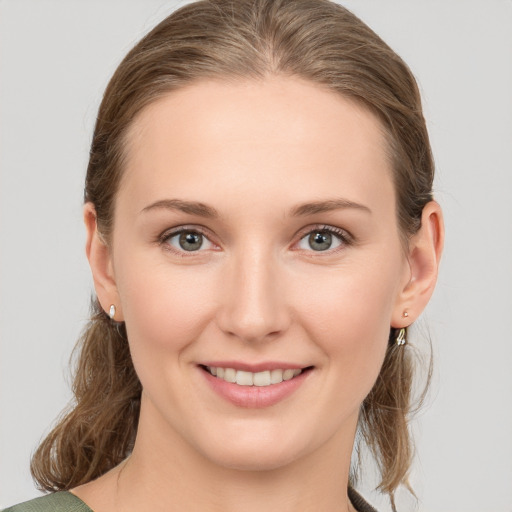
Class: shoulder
2,492,93,512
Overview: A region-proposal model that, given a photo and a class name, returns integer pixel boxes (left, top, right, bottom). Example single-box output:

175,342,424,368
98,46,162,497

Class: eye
296,226,348,252
162,229,215,253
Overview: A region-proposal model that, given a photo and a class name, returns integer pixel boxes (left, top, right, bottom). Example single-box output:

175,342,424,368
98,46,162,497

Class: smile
200,363,312,408
205,366,303,386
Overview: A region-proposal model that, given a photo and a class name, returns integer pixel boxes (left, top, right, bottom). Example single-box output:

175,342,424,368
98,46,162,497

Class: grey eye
297,230,343,252
309,231,332,251
165,230,214,252
178,232,203,251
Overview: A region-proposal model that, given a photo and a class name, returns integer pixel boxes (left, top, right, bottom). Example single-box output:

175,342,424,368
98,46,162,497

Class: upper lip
200,361,309,372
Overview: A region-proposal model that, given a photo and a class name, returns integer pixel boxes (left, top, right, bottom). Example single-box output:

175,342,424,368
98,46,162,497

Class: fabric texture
2,493,92,512
3,488,378,512
349,487,379,512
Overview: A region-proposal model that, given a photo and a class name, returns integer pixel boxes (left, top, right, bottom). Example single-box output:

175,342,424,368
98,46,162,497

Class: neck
121,400,357,512
74,395,359,512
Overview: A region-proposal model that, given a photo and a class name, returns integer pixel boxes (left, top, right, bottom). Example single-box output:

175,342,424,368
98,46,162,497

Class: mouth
200,365,312,387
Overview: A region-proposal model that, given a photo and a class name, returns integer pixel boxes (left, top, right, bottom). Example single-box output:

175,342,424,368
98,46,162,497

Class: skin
75,77,443,512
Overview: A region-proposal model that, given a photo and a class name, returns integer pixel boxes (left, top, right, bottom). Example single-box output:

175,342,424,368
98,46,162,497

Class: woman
4,0,443,511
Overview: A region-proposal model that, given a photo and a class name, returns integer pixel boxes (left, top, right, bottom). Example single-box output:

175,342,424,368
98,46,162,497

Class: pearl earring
109,304,116,320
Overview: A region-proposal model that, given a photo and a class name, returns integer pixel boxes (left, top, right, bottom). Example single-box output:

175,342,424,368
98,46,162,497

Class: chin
192,425,316,472
208,445,301,472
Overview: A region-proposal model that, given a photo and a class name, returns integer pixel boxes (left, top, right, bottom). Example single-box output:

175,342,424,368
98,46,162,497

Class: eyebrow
289,198,371,216
140,197,371,218
141,199,219,218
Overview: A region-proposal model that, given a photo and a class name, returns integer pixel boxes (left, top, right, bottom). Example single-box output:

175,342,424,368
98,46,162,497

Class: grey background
1,1,511,511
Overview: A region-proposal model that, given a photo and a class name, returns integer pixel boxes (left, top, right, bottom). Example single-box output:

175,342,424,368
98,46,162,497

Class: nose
215,245,291,343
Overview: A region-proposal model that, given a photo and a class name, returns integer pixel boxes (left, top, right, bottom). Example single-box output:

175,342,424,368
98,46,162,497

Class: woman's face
104,77,410,470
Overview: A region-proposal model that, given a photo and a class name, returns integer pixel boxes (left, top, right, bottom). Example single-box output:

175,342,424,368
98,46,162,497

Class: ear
392,201,444,328
84,202,124,321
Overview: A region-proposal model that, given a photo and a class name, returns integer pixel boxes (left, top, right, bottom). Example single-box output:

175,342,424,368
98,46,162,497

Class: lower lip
200,367,311,408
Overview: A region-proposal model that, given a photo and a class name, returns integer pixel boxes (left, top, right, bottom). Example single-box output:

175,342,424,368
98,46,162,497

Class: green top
2,492,92,512
3,488,377,512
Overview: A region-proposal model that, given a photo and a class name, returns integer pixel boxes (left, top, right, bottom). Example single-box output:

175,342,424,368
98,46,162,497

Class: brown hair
31,0,434,508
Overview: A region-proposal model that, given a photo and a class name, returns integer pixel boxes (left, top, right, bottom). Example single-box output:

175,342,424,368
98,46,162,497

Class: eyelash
158,225,216,258
295,224,353,255
158,224,353,257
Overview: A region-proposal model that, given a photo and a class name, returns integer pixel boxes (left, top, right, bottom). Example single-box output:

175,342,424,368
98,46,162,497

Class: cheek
291,255,401,396
295,256,399,336
115,257,217,360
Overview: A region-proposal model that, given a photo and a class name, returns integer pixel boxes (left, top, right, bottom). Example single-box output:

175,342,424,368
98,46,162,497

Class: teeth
224,368,236,383
253,370,270,387
206,366,303,386
283,369,295,381
270,369,283,384
236,370,253,386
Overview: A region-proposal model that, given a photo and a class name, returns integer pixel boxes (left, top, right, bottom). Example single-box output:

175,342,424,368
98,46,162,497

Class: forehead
120,77,394,216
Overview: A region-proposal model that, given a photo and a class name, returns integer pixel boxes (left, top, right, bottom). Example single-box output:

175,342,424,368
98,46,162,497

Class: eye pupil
309,231,332,251
179,232,203,251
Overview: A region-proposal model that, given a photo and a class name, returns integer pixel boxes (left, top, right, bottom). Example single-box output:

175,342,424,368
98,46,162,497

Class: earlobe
84,203,123,321
392,201,444,327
